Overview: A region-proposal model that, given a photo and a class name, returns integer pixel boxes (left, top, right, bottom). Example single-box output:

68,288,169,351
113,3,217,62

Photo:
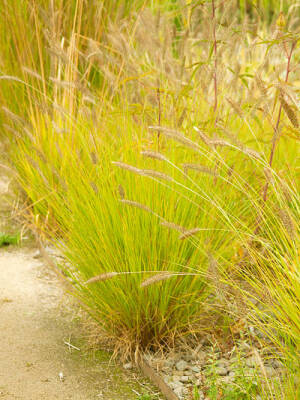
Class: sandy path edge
0,153,160,400
0,246,155,400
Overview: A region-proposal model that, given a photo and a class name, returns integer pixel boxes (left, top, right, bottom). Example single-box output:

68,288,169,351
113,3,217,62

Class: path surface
0,247,151,400
0,161,156,400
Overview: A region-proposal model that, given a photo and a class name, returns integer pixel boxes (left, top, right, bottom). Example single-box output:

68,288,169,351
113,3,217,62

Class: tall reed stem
212,0,218,113
262,40,296,203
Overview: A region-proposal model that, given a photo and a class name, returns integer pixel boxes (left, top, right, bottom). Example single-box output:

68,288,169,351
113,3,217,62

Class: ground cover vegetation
0,0,299,398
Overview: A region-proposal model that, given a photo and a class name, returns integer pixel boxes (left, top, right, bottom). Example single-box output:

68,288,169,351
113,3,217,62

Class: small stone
174,386,185,398
176,360,189,371
184,370,192,376
246,355,259,367
216,367,228,376
33,250,42,259
195,379,202,387
169,382,178,390
217,359,229,369
191,366,201,373
228,371,235,377
179,375,190,383
173,370,183,377
172,379,183,387
221,376,233,384
185,354,195,362
123,362,133,370
165,359,175,368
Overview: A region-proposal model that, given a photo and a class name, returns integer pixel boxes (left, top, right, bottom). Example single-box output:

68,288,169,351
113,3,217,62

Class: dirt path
0,247,155,400
0,161,157,400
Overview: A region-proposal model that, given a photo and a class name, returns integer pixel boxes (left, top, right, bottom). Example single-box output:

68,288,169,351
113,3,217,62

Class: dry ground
0,164,157,400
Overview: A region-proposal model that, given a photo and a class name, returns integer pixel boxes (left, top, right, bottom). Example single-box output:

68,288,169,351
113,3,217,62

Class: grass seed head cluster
0,0,299,398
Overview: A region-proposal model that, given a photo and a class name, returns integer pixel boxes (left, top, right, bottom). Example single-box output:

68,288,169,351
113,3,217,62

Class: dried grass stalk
2,106,29,126
0,75,24,84
195,126,261,159
86,272,119,284
278,208,295,240
179,228,201,240
193,127,211,146
182,163,218,176
210,139,232,147
2,124,22,138
55,142,63,158
141,272,176,288
226,97,244,118
118,184,125,199
142,169,173,182
112,161,173,182
52,121,66,134
215,124,243,147
263,167,273,182
149,126,199,151
90,152,98,164
160,221,186,232
22,66,43,81
90,181,98,194
194,127,231,148
25,155,49,186
112,161,141,174
241,147,262,160
206,253,227,301
255,76,268,97
177,108,187,127
141,151,167,161
120,199,153,214
279,95,299,128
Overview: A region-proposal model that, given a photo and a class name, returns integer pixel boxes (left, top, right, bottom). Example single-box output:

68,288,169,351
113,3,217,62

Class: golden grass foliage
0,1,299,397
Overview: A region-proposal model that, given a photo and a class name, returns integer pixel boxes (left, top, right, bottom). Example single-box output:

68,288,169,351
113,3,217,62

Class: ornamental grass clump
0,2,299,395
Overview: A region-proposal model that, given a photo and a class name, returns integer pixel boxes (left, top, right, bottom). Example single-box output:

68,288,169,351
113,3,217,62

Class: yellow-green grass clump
1,2,299,396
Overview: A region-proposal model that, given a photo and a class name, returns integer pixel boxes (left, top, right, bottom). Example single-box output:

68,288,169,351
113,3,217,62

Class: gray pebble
217,359,229,369
179,375,190,383
221,376,234,384
176,360,189,371
216,367,228,376
195,378,202,387
164,359,175,368
174,386,186,398
33,250,42,259
172,379,183,387
246,355,259,367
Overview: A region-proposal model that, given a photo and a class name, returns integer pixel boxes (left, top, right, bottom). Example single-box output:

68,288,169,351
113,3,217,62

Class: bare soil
0,165,156,400
0,246,156,400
